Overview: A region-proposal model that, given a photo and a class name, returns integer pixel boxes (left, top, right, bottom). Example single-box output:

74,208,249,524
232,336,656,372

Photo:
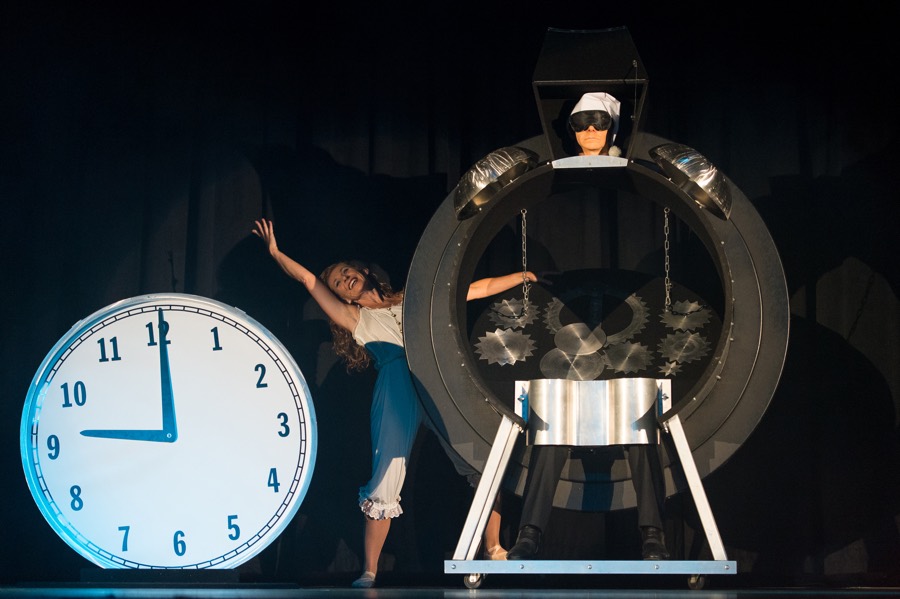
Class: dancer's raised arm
252,218,359,332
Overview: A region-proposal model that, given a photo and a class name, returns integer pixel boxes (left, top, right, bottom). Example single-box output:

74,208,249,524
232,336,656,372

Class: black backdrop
2,0,899,587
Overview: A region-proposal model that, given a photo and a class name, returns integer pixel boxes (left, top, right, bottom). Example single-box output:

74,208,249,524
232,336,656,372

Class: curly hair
320,260,403,373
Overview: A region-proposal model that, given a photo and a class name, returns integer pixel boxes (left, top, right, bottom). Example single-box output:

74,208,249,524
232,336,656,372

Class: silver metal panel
524,378,660,446
445,559,736,575
551,155,628,169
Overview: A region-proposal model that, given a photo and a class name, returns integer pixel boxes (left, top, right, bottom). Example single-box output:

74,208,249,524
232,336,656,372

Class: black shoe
641,526,670,560
507,525,542,560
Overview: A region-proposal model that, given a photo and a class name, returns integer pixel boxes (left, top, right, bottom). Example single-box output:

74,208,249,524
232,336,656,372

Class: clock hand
80,309,178,443
157,309,178,438
81,428,174,442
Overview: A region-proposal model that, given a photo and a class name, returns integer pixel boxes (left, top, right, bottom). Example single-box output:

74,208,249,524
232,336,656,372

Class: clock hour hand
81,428,175,442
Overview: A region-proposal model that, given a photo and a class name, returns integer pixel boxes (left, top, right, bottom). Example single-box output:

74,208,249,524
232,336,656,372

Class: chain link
521,208,530,306
663,206,708,316
663,206,671,313
632,60,638,124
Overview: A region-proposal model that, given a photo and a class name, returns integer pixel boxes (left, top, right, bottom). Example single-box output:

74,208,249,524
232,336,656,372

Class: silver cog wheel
543,297,565,333
601,341,654,374
660,300,711,331
488,298,538,330
658,331,711,364
658,361,683,376
604,294,650,345
475,328,537,366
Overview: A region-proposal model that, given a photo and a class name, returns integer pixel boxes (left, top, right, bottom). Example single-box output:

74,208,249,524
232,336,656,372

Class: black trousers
517,443,666,532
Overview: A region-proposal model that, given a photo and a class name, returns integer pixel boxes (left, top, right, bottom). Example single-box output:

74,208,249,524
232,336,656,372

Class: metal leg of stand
451,413,523,561
446,381,736,582
664,412,728,561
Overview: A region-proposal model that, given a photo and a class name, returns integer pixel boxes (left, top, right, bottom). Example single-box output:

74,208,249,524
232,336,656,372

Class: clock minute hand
157,309,178,438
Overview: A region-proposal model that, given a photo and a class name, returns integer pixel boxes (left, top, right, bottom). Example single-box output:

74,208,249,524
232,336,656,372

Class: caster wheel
687,574,706,590
464,573,484,589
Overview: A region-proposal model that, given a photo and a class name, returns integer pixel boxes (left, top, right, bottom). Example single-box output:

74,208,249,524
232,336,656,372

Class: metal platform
444,380,736,588
446,559,735,575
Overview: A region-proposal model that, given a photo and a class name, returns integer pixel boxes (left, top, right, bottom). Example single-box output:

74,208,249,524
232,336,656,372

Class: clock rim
19,292,318,569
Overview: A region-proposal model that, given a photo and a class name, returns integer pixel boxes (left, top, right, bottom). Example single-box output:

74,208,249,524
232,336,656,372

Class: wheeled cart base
447,559,732,590
445,380,736,589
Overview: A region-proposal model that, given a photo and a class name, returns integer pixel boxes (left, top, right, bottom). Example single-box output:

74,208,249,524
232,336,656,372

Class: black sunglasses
569,110,612,132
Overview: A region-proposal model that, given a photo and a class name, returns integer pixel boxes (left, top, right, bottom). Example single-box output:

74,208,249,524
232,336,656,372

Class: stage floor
3,582,900,599
4,568,900,599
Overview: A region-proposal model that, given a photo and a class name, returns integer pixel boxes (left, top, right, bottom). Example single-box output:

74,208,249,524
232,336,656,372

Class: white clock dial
20,294,317,569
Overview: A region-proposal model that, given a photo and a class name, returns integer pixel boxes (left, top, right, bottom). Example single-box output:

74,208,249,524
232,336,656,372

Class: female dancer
253,218,535,587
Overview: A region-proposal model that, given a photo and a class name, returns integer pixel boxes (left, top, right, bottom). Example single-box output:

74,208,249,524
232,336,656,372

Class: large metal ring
404,132,789,511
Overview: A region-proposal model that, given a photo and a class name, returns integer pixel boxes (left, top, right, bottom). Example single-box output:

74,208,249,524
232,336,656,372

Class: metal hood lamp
454,146,536,220
650,143,732,220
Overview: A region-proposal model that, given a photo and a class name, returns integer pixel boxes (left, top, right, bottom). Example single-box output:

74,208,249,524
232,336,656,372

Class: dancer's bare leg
483,495,507,559
364,516,391,575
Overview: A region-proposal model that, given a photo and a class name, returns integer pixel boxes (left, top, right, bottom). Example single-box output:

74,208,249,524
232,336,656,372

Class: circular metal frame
405,132,789,510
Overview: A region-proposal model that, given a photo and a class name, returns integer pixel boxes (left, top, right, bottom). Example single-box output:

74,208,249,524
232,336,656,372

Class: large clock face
20,293,317,569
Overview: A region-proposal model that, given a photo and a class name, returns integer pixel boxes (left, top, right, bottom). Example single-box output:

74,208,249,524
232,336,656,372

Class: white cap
571,92,621,137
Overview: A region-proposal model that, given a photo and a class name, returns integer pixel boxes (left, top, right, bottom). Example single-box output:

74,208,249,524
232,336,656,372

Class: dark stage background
2,0,898,589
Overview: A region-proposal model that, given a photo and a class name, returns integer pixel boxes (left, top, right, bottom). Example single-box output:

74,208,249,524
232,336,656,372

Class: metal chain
521,208,530,306
632,60,638,123
663,206,672,313
663,206,707,316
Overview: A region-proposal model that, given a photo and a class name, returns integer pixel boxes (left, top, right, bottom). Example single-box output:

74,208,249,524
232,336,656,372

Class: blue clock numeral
70,485,83,511
61,381,87,408
267,468,280,493
211,327,223,351
47,435,60,459
255,364,268,388
119,525,130,551
277,412,290,437
227,515,240,540
173,530,186,556
147,317,171,347
97,337,121,362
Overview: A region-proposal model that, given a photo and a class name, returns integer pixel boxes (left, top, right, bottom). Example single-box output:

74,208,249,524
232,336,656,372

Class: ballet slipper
351,571,376,588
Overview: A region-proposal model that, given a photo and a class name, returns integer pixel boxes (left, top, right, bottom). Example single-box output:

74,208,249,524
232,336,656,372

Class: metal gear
658,361,683,376
604,294,650,345
540,348,606,380
658,331,711,364
554,323,607,355
660,300,712,331
545,291,649,345
543,297,565,333
601,341,654,374
487,298,538,329
474,328,537,366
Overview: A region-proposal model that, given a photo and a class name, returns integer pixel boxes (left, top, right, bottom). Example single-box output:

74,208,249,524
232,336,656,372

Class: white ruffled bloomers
359,495,403,520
